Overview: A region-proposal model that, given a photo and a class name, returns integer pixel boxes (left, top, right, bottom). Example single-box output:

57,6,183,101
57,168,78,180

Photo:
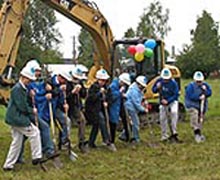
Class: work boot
3,167,14,171
169,134,182,143
118,136,128,142
45,151,60,160
161,135,169,143
79,141,89,153
107,143,117,152
32,158,45,165
200,135,206,142
88,143,97,149
195,134,205,143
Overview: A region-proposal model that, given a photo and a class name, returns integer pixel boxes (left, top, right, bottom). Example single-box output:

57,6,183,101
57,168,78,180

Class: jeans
56,108,71,144
17,117,55,162
89,111,109,146
127,109,140,142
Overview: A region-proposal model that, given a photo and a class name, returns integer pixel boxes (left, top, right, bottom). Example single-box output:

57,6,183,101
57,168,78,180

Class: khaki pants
188,107,202,130
3,123,42,169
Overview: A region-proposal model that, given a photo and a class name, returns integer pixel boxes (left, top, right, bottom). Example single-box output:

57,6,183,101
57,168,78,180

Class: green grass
0,79,220,180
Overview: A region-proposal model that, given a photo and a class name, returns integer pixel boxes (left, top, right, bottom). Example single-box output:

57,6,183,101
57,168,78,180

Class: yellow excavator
0,0,185,120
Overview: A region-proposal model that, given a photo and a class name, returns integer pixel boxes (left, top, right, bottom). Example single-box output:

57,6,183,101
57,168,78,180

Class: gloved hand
201,85,206,91
199,94,206,100
119,86,125,93
33,107,38,115
161,99,168,105
45,93,52,100
100,87,106,93
45,84,52,91
156,82,161,89
60,84,67,91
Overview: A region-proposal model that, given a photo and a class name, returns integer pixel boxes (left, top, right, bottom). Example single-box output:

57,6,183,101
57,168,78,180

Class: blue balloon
144,39,157,49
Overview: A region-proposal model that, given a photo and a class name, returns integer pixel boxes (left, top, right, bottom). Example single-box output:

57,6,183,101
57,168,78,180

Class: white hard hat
161,68,172,79
59,70,72,81
20,66,36,81
71,67,86,80
25,59,41,71
95,69,110,80
136,75,148,87
193,71,204,81
119,73,131,85
76,64,88,73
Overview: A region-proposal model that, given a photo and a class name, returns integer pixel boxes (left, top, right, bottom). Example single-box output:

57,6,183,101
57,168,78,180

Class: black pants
120,102,130,141
110,121,117,143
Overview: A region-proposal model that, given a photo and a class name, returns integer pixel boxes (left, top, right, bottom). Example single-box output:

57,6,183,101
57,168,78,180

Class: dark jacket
66,81,87,110
5,82,33,127
85,82,105,124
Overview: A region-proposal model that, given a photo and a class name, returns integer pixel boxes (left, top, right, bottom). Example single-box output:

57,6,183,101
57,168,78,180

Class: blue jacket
108,79,121,124
31,75,64,122
185,81,212,112
28,80,48,119
124,82,145,113
152,78,179,104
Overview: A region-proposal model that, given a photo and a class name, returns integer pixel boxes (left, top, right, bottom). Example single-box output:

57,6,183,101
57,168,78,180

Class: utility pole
72,35,76,64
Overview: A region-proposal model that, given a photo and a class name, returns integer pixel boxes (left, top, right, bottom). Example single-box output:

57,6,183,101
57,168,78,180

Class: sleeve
130,91,145,112
203,82,212,98
152,79,161,93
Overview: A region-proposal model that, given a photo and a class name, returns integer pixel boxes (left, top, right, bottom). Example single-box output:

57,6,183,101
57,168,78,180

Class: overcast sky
55,0,220,58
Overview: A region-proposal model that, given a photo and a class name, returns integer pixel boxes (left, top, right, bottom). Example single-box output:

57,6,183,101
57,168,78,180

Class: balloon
144,48,154,58
135,43,145,53
144,39,156,49
127,45,136,55
134,52,144,62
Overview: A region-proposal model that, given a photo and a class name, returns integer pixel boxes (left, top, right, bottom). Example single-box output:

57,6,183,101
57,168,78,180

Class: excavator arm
0,0,115,104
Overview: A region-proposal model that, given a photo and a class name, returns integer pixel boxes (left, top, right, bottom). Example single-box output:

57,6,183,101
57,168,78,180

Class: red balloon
127,45,136,55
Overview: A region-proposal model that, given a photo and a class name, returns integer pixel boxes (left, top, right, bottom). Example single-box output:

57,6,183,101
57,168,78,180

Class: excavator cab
113,38,181,99
112,38,185,124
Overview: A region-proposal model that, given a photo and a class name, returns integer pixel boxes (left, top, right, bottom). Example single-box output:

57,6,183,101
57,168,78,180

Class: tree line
1,0,220,78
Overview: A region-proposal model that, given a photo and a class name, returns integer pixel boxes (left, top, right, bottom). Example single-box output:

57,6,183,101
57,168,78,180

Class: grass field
0,79,220,180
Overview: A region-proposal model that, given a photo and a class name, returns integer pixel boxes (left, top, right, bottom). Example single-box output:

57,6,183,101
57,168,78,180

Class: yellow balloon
134,52,144,62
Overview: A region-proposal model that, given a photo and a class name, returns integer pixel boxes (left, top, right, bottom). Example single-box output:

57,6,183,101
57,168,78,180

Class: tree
120,0,171,61
177,10,220,78
136,0,171,39
124,28,135,38
77,28,94,68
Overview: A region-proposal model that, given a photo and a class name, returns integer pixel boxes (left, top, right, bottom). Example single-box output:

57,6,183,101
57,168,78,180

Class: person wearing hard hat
3,66,43,171
124,75,148,143
66,67,88,152
107,72,131,150
33,69,72,152
16,60,59,164
85,69,115,151
152,68,181,143
185,71,212,143
26,60,60,161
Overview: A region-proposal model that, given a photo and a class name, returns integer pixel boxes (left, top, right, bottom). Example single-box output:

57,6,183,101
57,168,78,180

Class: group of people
2,59,212,171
